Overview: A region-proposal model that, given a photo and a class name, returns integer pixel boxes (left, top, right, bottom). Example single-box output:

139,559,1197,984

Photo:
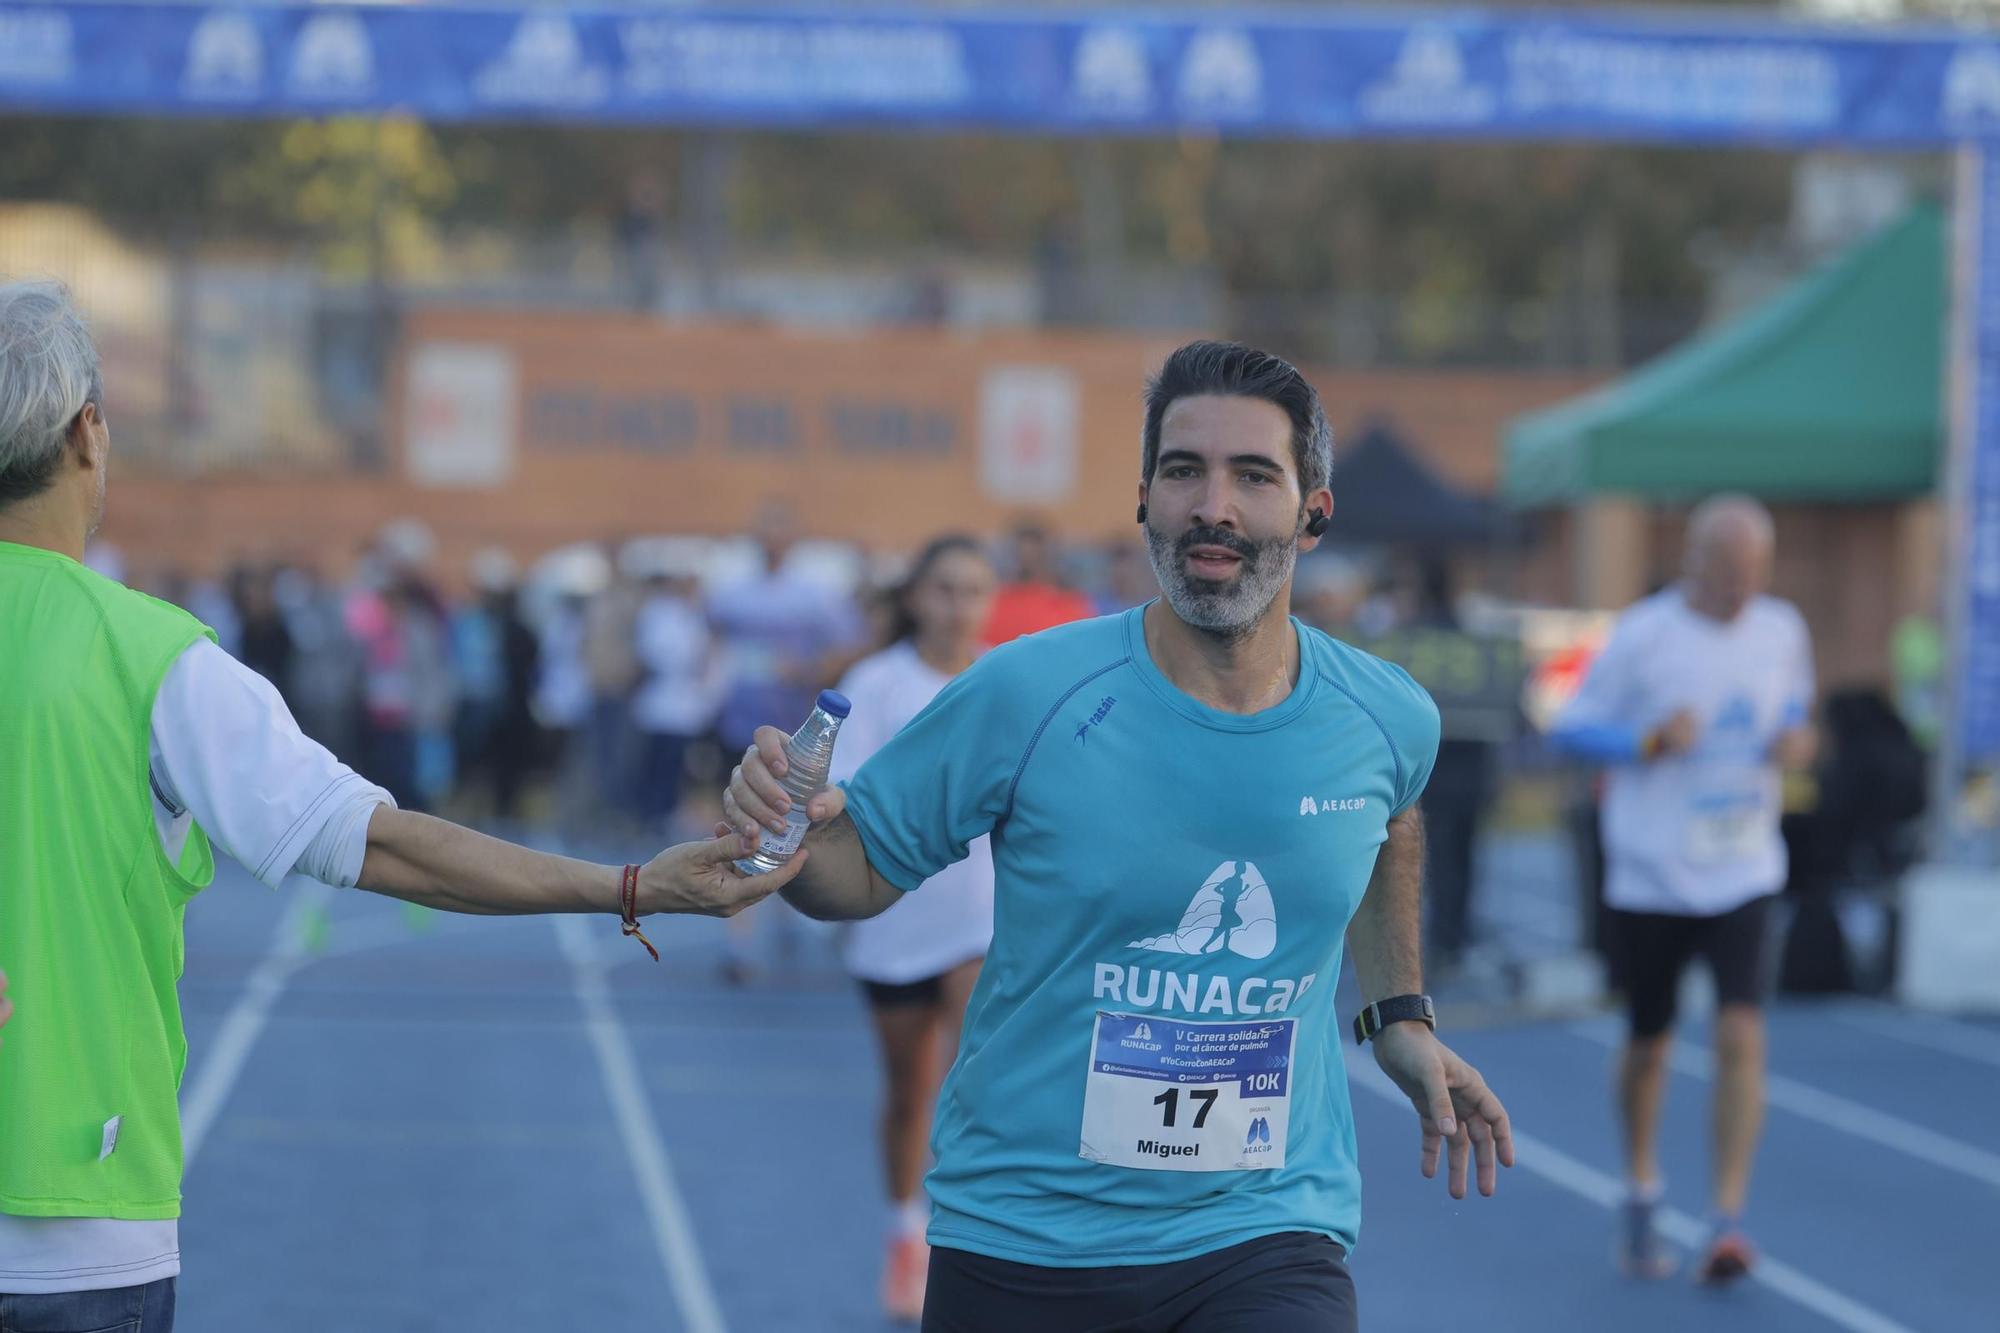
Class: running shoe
1616,1195,1677,1280
1695,1229,1756,1287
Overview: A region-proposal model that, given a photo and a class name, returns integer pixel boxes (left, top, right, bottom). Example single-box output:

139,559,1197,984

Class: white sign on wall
978,366,1079,504
405,341,516,488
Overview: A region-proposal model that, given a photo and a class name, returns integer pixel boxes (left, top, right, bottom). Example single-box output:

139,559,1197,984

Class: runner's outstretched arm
724,725,902,921
1347,805,1515,1200
359,807,802,918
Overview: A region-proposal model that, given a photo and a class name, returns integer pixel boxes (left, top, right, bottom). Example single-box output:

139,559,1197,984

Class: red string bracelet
619,863,659,962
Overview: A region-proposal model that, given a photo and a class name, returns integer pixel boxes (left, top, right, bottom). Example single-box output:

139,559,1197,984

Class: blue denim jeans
0,1277,175,1333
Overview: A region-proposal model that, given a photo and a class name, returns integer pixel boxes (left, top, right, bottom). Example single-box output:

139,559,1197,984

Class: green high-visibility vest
0,540,215,1219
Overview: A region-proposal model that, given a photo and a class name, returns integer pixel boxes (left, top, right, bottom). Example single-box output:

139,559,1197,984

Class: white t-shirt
533,604,591,730
830,643,995,985
0,641,393,1295
1558,589,1814,917
632,594,718,737
707,571,860,749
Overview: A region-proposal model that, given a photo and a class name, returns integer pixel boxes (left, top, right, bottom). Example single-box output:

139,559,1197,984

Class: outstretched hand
633,823,809,918
1371,1023,1514,1199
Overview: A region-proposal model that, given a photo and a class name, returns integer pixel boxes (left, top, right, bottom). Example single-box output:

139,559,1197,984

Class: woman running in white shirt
826,534,998,1324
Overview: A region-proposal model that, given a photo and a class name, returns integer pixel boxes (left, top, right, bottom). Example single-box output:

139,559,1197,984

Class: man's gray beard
1144,524,1297,641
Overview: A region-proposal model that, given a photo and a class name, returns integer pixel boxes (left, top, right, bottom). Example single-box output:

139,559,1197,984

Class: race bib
1687,792,1768,865
1078,1013,1293,1172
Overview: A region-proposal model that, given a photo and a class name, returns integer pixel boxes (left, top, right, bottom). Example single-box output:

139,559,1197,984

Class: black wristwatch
1352,994,1436,1046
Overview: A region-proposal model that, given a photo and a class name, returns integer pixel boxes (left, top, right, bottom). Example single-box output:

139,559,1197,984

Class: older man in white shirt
0,279,799,1332
1553,494,1815,1289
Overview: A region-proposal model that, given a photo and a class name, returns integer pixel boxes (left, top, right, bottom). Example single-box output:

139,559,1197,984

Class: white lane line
1346,1061,1918,1333
1570,1021,2000,1191
1829,1003,2000,1073
182,882,331,1166
555,915,727,1333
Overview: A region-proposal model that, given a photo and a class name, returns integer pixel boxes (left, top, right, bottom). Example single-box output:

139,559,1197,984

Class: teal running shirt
842,606,1440,1268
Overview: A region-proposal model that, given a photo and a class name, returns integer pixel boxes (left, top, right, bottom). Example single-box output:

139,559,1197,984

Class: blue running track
172,855,1998,1332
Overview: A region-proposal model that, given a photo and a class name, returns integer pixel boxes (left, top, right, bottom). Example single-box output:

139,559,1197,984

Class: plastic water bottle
733,688,852,876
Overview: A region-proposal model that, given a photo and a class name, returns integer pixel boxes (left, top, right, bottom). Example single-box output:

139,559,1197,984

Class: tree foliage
0,111,1916,365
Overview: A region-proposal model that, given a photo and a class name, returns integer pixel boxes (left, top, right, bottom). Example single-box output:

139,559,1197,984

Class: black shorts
1610,895,1776,1039
859,974,947,1008
921,1231,1356,1333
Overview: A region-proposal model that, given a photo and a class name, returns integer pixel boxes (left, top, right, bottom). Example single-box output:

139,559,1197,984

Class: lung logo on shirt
1128,860,1277,960
1707,693,1764,759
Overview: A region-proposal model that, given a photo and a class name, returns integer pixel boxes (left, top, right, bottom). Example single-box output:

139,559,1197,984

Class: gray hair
0,279,102,505
1687,493,1775,553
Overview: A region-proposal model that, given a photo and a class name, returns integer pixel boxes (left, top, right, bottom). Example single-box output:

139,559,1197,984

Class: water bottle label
757,807,812,859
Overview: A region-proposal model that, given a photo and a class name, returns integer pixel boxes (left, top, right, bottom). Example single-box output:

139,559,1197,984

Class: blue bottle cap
817,689,852,719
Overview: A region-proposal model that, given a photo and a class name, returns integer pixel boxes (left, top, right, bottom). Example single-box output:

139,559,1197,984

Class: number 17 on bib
1079,1013,1294,1171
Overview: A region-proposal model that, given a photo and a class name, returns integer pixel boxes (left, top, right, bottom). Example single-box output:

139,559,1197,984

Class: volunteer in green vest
0,279,801,1333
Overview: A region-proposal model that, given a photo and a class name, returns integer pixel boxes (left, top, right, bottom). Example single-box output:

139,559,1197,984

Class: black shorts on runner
859,973,946,1008
1609,894,1776,1039
920,1231,1357,1333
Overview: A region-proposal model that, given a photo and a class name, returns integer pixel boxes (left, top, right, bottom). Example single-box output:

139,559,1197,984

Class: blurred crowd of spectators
84,510,1590,983
86,510,1216,842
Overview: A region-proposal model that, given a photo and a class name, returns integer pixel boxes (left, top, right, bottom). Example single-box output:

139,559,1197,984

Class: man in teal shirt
727,341,1513,1331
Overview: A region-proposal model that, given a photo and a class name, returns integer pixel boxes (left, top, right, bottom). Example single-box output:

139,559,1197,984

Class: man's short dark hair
1141,340,1333,498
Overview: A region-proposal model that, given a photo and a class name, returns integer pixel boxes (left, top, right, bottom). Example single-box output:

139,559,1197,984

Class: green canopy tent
1503,204,1944,507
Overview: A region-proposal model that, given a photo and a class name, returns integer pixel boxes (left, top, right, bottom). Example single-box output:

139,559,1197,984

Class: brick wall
95,313,1602,581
